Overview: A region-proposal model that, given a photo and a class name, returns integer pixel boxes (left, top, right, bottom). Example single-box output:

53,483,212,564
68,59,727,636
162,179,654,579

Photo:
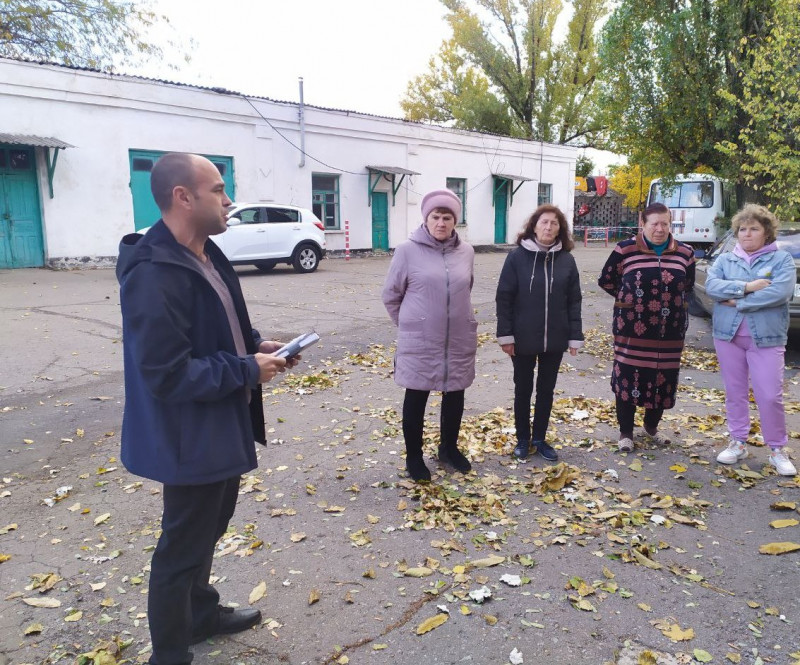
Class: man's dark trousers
148,476,241,665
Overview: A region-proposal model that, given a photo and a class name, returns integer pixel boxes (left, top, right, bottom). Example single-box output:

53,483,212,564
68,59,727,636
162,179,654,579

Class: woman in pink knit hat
382,189,478,481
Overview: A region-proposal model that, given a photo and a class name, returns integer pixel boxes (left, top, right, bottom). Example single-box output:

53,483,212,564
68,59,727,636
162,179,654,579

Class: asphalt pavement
1,246,799,665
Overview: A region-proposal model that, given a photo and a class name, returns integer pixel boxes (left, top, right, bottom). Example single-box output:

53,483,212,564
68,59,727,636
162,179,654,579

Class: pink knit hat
421,189,462,225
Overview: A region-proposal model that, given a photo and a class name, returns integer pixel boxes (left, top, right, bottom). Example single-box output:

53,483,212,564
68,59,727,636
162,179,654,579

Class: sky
134,0,450,116
131,0,620,172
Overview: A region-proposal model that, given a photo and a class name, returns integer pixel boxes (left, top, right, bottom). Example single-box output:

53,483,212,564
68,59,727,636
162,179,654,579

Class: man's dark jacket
116,221,266,485
495,244,584,355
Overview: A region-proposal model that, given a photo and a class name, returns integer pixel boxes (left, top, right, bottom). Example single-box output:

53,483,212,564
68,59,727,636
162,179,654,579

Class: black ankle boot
406,454,431,482
513,439,530,460
438,444,472,474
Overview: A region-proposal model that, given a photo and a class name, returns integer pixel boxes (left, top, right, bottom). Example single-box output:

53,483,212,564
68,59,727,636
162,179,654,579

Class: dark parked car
692,228,800,331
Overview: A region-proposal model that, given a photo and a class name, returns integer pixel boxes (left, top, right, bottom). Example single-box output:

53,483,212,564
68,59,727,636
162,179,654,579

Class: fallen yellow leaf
769,519,799,529
93,513,111,526
22,597,61,608
633,549,663,570
249,581,266,604
309,589,320,605
404,567,433,578
662,623,694,641
470,555,505,568
416,613,448,635
483,614,498,625
23,623,44,635
759,541,800,555
64,610,82,622
572,598,596,612
290,532,306,542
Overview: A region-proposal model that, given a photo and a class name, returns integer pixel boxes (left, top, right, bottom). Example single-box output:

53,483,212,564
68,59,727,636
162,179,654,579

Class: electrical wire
241,95,366,175
241,94,540,197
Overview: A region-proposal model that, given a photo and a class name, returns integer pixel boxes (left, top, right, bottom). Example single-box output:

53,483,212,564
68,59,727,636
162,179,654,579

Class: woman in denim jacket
706,204,796,476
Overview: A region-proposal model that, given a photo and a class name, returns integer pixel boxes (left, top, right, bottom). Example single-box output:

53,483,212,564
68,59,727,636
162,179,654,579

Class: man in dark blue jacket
117,153,291,665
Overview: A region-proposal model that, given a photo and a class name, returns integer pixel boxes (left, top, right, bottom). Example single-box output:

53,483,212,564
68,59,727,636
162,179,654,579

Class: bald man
117,153,293,664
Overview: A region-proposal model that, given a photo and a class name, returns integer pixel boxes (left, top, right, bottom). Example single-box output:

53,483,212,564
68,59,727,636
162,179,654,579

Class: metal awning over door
492,172,536,207
366,166,420,206
0,133,75,198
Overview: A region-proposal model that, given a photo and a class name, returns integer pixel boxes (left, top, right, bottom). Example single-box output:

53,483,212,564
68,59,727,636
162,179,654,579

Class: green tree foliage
575,154,594,177
402,0,608,145
717,0,800,221
597,1,777,196
401,39,518,136
0,0,175,69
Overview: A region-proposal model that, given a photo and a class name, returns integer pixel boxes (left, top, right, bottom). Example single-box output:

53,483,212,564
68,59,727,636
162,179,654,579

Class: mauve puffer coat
382,224,477,392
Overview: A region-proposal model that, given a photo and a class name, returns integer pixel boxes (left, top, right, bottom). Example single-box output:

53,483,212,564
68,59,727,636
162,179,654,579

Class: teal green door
129,150,235,231
0,146,44,268
372,192,389,251
494,180,508,244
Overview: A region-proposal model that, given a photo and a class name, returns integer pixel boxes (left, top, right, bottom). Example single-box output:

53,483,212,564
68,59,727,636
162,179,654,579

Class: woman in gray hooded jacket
382,189,478,481
496,204,584,461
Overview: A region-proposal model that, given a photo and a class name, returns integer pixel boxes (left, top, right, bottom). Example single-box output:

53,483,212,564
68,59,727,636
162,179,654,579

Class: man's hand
501,343,515,357
258,340,282,354
258,340,300,369
254,353,287,383
721,299,737,307
568,347,578,356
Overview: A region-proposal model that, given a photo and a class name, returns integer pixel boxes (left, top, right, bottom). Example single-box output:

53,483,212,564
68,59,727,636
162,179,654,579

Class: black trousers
512,352,563,442
616,397,664,438
148,476,240,665
402,389,465,455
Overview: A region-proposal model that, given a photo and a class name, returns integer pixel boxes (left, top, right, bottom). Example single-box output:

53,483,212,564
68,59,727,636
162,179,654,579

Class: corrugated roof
0,133,74,148
493,172,537,182
366,166,421,176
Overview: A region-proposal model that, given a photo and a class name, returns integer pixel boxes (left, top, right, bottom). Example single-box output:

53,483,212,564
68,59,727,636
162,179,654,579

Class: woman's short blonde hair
731,204,779,244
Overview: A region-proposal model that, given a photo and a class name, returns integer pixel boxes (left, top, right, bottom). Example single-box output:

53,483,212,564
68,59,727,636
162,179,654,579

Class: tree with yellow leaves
608,164,653,210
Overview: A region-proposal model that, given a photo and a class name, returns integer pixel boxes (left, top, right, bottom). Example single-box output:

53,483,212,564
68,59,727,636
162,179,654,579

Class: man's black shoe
191,606,261,644
535,440,558,462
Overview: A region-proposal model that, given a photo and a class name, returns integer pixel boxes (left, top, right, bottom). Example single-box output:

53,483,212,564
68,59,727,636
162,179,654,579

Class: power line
241,95,366,176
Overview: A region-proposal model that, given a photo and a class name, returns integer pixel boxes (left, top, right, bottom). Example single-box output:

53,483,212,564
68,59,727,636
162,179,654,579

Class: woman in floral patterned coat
598,202,695,452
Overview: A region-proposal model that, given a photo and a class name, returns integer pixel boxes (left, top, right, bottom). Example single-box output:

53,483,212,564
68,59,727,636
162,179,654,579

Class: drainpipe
298,77,305,168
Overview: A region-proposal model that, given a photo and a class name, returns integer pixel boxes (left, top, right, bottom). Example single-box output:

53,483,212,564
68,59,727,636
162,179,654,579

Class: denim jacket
705,247,795,347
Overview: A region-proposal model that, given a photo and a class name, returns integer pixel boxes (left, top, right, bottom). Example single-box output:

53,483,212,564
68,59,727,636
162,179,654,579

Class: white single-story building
0,57,577,269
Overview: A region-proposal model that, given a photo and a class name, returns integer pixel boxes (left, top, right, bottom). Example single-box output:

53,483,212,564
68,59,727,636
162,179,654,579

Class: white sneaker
768,449,797,476
618,437,634,452
716,440,748,465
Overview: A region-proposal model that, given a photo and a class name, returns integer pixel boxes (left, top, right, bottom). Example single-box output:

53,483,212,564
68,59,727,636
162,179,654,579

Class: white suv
215,203,327,273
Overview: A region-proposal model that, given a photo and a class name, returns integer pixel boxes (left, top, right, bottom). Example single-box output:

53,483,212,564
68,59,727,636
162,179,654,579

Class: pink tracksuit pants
714,329,788,448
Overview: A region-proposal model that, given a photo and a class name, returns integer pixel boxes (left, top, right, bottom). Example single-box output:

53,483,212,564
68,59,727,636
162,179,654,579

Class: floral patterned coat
598,233,695,409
